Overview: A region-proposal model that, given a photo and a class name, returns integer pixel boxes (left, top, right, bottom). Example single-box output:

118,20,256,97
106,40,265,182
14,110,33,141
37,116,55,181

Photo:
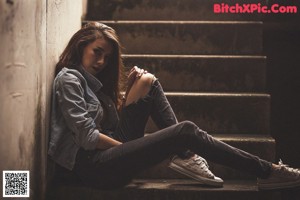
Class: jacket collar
78,65,103,93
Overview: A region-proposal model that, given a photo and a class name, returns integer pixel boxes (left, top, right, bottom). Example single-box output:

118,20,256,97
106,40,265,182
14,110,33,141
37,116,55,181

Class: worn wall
0,0,82,199
0,1,46,198
45,0,82,196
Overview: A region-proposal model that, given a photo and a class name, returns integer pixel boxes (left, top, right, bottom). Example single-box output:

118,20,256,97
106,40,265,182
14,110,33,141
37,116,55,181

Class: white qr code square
3,170,30,198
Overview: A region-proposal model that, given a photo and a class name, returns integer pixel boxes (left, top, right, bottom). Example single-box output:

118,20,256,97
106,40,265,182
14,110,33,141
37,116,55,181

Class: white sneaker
258,159,300,190
169,154,223,187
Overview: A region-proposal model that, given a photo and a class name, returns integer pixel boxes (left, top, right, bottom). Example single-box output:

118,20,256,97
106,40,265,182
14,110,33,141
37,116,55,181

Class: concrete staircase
47,0,289,199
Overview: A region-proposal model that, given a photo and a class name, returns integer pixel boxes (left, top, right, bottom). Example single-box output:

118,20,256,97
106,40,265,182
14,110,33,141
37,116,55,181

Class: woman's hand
125,66,148,98
127,66,147,87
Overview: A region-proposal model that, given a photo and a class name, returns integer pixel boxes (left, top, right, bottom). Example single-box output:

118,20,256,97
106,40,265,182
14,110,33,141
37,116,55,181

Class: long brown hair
55,22,125,109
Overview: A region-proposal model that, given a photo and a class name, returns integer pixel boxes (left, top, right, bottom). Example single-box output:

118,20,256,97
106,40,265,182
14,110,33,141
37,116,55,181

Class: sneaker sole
169,162,223,187
258,179,300,190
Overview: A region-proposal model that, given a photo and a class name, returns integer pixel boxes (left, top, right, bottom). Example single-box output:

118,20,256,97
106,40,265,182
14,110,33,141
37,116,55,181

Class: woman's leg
125,73,157,107
114,73,177,141
73,121,272,189
114,73,157,141
148,80,178,129
113,73,220,185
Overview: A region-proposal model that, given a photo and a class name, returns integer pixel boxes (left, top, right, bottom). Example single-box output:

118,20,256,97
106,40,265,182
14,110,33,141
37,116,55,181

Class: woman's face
81,37,113,76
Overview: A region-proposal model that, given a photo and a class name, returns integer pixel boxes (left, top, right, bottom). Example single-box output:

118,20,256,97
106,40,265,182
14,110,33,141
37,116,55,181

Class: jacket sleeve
55,72,100,150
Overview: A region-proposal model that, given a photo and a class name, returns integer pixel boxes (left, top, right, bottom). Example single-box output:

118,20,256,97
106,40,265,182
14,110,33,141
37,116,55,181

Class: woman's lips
93,65,103,72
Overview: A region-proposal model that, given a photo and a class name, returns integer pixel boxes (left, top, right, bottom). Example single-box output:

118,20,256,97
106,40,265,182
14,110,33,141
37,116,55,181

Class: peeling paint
5,63,27,69
10,92,23,98
54,0,62,12
6,0,14,5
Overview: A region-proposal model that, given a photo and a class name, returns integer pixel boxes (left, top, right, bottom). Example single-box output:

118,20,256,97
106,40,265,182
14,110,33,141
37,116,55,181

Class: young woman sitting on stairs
48,22,300,190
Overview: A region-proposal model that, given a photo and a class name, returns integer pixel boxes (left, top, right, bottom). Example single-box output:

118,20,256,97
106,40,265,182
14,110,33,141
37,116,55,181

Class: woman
48,22,300,190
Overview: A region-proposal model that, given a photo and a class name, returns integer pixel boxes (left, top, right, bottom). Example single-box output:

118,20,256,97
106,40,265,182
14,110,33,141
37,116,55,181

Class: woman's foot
257,159,300,190
169,154,224,187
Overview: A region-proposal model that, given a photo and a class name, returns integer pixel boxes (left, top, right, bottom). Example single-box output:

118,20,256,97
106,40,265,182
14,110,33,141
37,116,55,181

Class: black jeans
73,80,272,189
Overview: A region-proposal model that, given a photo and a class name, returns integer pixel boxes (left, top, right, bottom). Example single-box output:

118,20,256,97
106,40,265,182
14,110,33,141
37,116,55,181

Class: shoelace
193,155,208,166
278,159,300,174
192,155,214,177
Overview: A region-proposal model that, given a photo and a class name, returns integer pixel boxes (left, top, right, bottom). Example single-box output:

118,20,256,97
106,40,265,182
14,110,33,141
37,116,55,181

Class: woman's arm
56,72,123,150
97,133,122,149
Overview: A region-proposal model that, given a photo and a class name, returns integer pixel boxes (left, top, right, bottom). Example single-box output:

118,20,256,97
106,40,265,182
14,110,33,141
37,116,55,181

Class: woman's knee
125,73,156,106
179,120,197,129
137,73,156,89
178,121,207,138
171,121,195,136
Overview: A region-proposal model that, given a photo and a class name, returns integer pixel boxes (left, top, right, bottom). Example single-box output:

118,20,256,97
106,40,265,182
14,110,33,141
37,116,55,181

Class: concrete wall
0,0,82,199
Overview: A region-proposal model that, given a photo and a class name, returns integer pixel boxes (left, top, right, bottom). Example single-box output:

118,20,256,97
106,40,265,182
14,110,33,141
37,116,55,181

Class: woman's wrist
97,133,122,149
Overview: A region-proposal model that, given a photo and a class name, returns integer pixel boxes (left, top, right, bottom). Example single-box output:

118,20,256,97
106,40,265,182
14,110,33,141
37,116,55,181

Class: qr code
3,170,30,198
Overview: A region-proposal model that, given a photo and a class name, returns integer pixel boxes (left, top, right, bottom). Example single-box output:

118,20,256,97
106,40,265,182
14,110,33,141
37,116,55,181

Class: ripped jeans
73,80,272,189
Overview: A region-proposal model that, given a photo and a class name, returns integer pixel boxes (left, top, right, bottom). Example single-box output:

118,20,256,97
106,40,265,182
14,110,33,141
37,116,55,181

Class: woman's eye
93,49,102,55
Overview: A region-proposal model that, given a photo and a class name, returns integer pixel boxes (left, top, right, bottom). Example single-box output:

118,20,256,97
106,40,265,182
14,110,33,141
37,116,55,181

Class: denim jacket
48,67,119,170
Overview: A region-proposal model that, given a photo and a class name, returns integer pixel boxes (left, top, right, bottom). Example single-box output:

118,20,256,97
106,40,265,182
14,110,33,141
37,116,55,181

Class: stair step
83,20,262,55
49,179,284,200
86,0,265,21
137,134,275,180
146,93,270,135
123,54,266,92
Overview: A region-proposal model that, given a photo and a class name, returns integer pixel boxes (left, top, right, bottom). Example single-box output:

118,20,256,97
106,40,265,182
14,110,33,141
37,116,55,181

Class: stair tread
146,94,270,134
213,134,274,142
127,179,258,191
85,20,262,24
86,0,265,21
123,54,266,59
214,133,273,138
123,54,266,92
83,20,262,55
50,179,286,200
64,179,260,191
164,92,270,97
146,133,274,140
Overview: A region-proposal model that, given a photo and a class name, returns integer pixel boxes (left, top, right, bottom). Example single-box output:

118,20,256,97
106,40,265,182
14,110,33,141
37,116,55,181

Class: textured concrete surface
87,0,265,21
146,93,270,134
0,0,82,199
0,1,47,198
84,21,263,55
123,55,266,92
49,179,286,200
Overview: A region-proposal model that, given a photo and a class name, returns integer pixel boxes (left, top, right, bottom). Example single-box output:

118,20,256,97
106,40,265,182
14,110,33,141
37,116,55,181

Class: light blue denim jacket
48,67,119,170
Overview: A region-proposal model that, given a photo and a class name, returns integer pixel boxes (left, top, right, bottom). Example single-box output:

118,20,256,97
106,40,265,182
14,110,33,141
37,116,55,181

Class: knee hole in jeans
125,73,157,106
